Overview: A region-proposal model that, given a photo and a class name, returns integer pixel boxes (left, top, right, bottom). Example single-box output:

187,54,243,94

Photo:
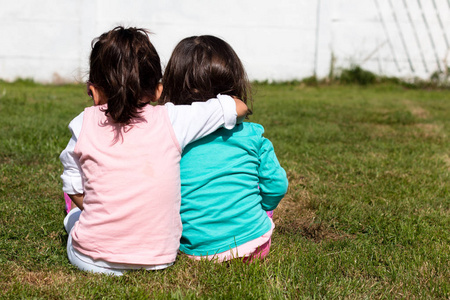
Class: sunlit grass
1,81,448,299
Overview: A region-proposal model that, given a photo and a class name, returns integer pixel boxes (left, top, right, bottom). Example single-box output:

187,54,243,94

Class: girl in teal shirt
161,35,288,262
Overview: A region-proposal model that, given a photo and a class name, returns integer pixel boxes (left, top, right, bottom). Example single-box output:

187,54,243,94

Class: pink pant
242,236,272,263
187,210,274,263
64,193,71,213
242,210,273,262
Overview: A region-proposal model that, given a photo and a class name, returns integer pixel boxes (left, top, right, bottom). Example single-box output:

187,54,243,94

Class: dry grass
274,169,351,242
403,99,430,119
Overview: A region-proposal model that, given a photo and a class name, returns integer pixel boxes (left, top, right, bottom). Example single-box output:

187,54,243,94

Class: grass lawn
0,80,448,299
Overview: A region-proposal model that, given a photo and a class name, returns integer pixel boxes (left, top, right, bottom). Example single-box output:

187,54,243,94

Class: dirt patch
0,154,14,165
409,106,429,119
275,200,348,242
403,99,430,119
14,268,73,287
274,170,350,242
438,154,450,171
414,123,444,139
0,263,75,295
368,124,397,138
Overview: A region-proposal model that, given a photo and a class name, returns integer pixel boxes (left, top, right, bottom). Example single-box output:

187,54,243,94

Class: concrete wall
1,0,449,83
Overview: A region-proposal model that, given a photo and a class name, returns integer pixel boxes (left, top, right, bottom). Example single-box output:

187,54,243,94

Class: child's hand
232,96,248,123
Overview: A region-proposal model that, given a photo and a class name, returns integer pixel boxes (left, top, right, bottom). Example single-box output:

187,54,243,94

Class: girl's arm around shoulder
257,127,289,211
166,94,248,149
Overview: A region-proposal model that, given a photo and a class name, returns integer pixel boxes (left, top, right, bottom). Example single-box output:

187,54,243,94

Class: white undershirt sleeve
166,94,237,150
59,112,84,195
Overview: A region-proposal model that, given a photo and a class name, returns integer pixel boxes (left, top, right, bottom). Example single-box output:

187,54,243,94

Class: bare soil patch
274,170,351,242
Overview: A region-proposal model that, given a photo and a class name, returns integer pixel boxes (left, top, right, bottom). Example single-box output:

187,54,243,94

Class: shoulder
70,105,103,128
213,122,265,141
83,104,105,114
69,110,85,125
141,103,168,116
67,105,106,137
241,122,265,136
68,111,85,137
162,102,181,121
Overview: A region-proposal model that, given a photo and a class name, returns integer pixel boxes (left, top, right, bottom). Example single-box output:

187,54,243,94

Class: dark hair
89,26,162,124
160,35,252,112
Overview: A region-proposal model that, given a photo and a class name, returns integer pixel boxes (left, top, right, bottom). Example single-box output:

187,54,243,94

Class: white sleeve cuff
216,94,237,130
61,174,84,194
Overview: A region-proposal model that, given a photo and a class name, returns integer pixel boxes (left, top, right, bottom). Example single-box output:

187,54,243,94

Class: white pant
64,208,172,276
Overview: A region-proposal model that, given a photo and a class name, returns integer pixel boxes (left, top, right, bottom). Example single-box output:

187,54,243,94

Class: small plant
430,66,450,87
337,65,377,85
12,78,38,86
301,75,319,86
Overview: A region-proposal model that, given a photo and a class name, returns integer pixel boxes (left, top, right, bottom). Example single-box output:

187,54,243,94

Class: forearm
260,170,289,209
68,194,84,210
261,187,287,211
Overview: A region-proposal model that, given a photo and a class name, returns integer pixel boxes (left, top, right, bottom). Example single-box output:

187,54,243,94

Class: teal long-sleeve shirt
179,122,288,256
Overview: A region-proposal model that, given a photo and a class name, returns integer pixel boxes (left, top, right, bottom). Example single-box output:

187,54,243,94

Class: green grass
1,81,449,299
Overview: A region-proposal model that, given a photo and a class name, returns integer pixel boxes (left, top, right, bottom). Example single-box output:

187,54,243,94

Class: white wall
0,0,448,83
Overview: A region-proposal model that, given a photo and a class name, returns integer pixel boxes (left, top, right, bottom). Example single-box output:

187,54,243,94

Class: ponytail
89,26,162,124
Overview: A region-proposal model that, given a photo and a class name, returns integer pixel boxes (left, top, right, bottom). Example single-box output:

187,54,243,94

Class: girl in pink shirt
60,26,247,275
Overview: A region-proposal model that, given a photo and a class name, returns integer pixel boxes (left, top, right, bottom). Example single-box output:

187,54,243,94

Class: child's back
161,35,288,261
70,105,181,264
180,123,287,257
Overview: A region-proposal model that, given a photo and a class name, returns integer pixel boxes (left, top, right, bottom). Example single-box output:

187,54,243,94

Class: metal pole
314,0,321,77
402,0,428,72
373,0,401,72
431,0,449,49
417,0,442,72
388,0,415,72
